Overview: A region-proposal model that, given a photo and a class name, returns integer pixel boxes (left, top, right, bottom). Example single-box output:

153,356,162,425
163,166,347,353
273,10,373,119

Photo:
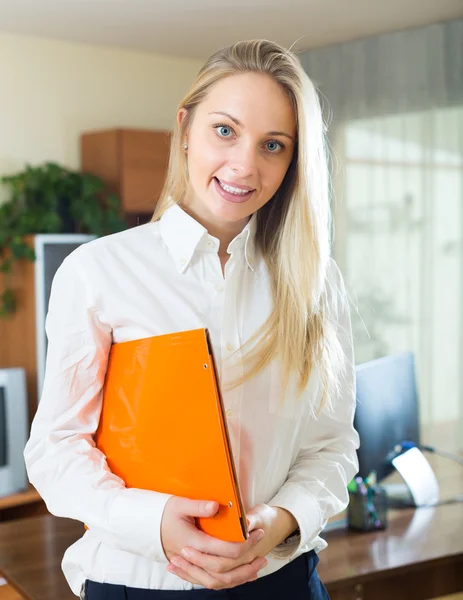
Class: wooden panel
0,489,40,511
0,488,46,523
0,574,28,600
0,582,27,600
0,236,37,426
80,129,120,195
120,129,170,213
121,129,170,163
80,127,171,216
0,501,47,523
327,557,463,599
0,236,49,522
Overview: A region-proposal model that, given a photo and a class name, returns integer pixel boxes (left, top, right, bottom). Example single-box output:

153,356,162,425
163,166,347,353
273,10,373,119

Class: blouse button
226,409,233,419
225,343,234,352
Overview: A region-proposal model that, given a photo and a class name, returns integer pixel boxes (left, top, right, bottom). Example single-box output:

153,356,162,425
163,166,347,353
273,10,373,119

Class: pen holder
347,486,388,532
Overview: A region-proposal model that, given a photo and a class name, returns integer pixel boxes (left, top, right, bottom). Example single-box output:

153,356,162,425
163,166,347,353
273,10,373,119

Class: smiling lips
213,177,255,203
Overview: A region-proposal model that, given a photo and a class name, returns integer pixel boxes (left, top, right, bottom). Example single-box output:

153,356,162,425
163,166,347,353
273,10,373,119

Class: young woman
24,39,359,599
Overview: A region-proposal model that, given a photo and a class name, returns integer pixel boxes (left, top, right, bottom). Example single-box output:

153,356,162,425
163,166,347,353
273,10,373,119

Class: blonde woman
24,39,359,599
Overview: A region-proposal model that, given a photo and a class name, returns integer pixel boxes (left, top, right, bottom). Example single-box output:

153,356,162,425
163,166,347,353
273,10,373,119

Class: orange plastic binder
94,328,248,543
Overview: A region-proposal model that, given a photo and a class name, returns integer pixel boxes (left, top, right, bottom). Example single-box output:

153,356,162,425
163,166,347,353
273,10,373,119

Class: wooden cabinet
0,236,38,427
80,128,171,225
0,237,47,522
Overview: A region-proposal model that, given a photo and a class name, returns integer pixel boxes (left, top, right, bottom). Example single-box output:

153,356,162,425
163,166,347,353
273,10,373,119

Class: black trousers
83,550,330,599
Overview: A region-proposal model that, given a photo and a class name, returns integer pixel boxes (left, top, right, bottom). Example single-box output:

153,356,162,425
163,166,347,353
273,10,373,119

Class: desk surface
0,455,461,600
318,454,463,586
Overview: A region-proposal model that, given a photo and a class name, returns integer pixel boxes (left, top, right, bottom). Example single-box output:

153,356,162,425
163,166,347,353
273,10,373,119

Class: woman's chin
212,199,254,222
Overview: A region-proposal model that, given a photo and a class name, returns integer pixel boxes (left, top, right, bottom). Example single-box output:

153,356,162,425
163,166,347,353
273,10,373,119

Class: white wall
0,33,204,201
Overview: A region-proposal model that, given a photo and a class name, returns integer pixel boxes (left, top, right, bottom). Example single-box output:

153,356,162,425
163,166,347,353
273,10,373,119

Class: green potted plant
0,161,128,317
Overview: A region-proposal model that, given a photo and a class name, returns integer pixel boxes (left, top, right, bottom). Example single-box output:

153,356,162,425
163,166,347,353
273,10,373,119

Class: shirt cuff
267,483,322,560
108,488,172,562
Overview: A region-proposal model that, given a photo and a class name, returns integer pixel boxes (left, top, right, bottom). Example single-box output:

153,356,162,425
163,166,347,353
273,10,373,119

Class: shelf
0,488,41,511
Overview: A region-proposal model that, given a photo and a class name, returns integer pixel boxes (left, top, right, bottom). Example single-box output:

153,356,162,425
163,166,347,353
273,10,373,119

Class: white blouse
24,203,359,595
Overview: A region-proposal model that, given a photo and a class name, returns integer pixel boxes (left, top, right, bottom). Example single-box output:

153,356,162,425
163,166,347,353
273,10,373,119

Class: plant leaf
0,288,16,317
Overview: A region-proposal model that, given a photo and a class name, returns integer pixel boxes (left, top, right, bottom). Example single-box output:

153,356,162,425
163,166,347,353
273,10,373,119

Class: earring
183,143,188,150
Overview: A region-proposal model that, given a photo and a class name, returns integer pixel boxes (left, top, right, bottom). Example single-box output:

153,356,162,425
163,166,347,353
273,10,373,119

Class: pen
348,479,358,493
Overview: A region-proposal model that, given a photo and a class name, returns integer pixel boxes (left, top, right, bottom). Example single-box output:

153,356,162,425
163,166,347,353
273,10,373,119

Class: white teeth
218,179,252,195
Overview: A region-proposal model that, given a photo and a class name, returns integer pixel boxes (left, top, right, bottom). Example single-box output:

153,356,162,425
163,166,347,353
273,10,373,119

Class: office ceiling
0,0,462,59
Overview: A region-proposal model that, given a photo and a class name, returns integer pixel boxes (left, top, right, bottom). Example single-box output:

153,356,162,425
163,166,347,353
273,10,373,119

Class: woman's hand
166,503,296,590
161,496,267,588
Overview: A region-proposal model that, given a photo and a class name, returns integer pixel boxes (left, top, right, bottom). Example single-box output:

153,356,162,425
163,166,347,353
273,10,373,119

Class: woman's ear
177,108,189,147
177,108,188,127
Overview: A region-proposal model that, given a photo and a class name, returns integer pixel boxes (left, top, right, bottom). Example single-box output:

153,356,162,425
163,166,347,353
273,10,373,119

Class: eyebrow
208,111,295,142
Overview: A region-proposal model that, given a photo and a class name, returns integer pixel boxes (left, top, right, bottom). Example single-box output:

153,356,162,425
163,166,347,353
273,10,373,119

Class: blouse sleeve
24,251,172,563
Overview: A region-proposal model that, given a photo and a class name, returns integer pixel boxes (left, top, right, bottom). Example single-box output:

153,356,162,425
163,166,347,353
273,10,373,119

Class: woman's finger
166,562,202,586
169,557,225,590
200,554,267,583
180,546,238,573
205,556,266,587
193,528,265,560
171,554,267,589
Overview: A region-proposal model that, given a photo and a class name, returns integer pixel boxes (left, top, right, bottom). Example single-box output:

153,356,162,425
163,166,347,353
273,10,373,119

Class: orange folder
93,328,248,543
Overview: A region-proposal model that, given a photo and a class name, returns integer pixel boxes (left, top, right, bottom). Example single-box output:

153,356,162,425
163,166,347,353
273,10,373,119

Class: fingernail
257,530,265,541
180,548,190,559
171,557,181,567
206,501,216,512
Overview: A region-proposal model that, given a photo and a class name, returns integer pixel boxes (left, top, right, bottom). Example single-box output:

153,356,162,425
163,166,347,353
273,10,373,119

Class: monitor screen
0,387,7,467
35,235,96,400
354,352,420,482
41,241,95,357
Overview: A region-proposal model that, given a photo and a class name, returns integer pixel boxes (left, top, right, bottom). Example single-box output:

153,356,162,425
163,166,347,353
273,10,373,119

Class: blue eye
266,140,283,153
213,124,284,154
214,124,233,138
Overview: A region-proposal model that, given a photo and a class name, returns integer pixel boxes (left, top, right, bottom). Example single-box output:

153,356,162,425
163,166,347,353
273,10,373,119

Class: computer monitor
34,234,96,401
0,368,28,497
354,352,420,482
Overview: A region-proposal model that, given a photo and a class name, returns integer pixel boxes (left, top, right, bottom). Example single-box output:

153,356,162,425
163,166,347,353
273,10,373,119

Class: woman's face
179,72,297,227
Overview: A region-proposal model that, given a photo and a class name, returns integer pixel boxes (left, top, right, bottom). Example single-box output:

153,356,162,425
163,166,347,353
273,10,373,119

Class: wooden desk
0,516,80,599
0,455,461,600
319,501,463,599
319,454,463,599
0,488,46,523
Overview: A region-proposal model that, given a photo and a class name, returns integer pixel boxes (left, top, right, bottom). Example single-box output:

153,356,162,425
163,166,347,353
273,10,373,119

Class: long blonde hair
152,39,346,413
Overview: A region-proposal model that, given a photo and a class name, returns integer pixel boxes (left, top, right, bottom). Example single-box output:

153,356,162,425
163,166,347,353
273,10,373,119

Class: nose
228,141,258,178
